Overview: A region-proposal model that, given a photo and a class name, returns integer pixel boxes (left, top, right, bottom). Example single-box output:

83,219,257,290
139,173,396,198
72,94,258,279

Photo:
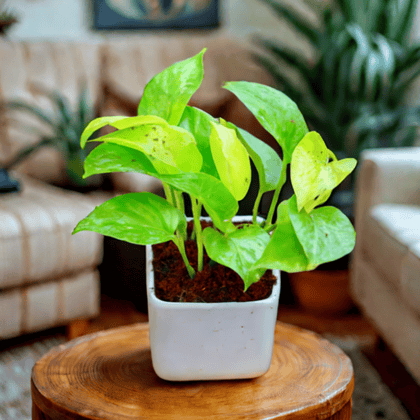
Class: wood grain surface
32,322,354,420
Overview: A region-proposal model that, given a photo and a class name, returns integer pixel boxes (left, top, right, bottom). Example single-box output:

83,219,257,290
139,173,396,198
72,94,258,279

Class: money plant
73,49,357,291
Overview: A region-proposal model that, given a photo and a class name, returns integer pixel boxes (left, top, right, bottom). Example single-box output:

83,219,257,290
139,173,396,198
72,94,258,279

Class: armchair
351,147,420,385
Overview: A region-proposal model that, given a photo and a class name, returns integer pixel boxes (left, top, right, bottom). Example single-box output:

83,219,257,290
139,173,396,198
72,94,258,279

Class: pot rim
146,215,281,308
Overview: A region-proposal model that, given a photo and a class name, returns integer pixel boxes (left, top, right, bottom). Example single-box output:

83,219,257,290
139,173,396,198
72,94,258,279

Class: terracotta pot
146,216,281,381
288,270,354,316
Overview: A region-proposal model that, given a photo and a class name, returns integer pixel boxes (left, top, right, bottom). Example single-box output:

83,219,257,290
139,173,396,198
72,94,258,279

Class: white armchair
351,147,420,385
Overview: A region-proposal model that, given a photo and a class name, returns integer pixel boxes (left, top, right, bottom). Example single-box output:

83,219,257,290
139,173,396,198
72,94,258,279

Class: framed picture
93,0,219,30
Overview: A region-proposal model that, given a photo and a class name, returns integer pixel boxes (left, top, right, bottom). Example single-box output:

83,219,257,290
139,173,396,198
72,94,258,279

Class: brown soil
152,221,277,303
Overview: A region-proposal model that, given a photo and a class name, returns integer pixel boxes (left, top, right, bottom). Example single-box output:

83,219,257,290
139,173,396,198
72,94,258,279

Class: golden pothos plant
73,49,357,291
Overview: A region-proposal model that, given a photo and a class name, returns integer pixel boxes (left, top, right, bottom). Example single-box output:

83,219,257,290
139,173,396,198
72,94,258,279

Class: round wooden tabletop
32,322,354,420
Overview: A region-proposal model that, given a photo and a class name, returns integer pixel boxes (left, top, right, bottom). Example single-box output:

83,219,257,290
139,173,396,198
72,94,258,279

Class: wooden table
32,322,354,420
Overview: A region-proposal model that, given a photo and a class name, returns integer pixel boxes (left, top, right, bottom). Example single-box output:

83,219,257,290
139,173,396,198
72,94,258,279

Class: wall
7,0,288,41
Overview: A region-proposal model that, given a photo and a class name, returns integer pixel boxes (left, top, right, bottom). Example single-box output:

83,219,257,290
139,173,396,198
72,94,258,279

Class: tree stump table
32,322,354,420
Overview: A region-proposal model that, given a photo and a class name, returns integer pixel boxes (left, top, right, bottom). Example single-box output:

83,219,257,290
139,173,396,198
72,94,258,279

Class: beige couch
0,34,273,340
351,147,420,385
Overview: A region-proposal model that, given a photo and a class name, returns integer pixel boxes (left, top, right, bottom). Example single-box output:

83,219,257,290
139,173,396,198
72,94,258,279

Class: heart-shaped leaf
80,115,168,148
287,195,356,266
227,122,282,193
82,143,237,231
223,81,308,161
291,132,357,212
73,192,186,245
87,123,203,174
83,143,159,179
138,49,206,125
203,224,271,290
179,106,219,178
253,200,312,273
209,121,251,201
160,172,238,232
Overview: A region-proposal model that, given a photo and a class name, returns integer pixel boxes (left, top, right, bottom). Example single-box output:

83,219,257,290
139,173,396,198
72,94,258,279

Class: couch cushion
0,269,100,339
0,40,101,184
364,204,420,289
401,242,420,316
100,35,273,116
0,174,103,289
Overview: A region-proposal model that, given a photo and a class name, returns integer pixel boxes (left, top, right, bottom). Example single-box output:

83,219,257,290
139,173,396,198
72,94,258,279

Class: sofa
351,147,420,385
0,33,274,340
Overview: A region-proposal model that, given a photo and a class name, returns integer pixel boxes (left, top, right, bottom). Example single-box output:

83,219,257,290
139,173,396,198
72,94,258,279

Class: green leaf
80,115,169,148
160,172,238,232
253,200,312,273
178,106,219,178
81,116,135,148
226,123,282,193
261,0,319,46
288,195,356,266
73,192,186,245
256,38,313,81
291,132,357,212
5,101,56,127
223,81,308,161
203,224,271,290
209,120,251,201
82,143,236,231
83,143,159,178
88,122,202,174
137,49,206,125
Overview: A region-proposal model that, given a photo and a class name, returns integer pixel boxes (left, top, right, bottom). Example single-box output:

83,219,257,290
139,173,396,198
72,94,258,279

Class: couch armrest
354,147,420,255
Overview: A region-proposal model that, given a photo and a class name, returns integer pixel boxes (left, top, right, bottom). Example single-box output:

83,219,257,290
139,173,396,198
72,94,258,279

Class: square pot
146,217,281,381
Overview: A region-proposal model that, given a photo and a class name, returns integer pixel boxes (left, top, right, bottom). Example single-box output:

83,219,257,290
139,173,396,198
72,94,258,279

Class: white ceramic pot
146,216,281,381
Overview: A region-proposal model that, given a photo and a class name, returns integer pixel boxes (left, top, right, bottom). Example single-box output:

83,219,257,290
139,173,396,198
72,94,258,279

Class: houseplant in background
2,85,102,191
0,0,18,35
255,0,420,313
73,50,357,381
257,0,420,164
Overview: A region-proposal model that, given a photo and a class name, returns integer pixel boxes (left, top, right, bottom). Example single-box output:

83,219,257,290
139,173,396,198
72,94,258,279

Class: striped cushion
0,269,100,339
0,174,103,289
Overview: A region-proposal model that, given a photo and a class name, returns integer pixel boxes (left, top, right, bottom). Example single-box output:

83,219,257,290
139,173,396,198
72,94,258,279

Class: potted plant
73,49,357,381
2,85,101,191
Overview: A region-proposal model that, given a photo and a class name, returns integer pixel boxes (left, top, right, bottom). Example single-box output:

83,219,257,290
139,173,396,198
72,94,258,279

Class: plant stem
163,182,175,206
174,190,187,240
190,202,202,240
174,234,195,279
253,190,264,224
265,158,289,228
191,196,204,272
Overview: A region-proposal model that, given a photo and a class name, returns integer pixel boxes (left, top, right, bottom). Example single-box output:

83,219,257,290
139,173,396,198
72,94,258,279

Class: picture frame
93,0,219,30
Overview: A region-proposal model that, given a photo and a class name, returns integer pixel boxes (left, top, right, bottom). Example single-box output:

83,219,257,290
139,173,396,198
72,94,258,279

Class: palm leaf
256,38,313,82
346,24,370,95
4,101,56,127
4,137,56,170
259,0,319,46
385,0,417,44
393,61,420,96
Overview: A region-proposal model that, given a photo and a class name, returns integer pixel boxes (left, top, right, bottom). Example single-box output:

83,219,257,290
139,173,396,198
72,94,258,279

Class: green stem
190,202,203,240
191,196,204,272
253,190,264,225
265,158,289,228
174,190,187,240
174,234,195,279
163,182,175,206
